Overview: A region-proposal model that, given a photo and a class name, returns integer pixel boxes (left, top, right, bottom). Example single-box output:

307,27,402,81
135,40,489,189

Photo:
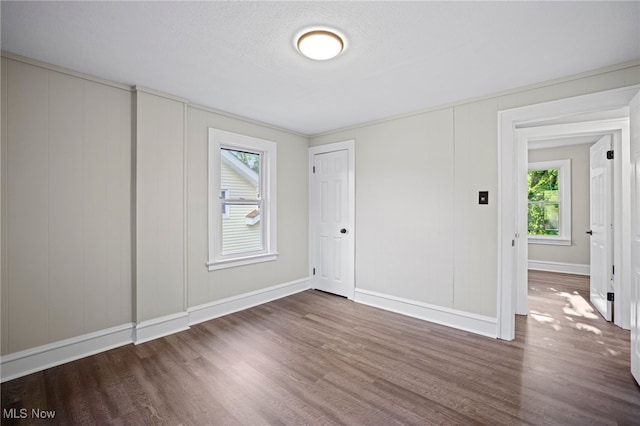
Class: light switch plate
479,191,489,205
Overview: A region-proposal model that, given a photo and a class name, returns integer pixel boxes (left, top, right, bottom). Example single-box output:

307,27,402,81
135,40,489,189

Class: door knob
340,228,347,234
586,230,593,235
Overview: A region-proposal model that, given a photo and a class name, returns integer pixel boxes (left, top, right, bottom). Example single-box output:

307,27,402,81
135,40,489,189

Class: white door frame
497,85,640,340
309,140,356,300
514,121,627,321
629,91,640,384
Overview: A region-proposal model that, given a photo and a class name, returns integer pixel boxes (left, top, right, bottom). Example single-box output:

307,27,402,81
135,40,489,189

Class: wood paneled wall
135,89,186,323
310,63,640,320
452,98,498,316
1,51,638,360
1,58,132,354
0,56,309,360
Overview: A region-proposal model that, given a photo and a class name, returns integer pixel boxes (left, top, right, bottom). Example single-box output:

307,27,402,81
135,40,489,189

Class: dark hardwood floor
2,271,639,425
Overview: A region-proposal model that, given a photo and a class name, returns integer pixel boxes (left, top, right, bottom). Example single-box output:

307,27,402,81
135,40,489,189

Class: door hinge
606,150,614,160
607,292,614,302
312,267,316,275
312,166,316,173
612,264,615,275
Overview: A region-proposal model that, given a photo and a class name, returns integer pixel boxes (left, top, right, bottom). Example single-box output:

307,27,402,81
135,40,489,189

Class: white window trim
207,128,278,271
527,159,571,245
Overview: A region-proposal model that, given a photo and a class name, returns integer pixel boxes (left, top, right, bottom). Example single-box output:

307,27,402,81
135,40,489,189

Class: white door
629,91,640,385
311,149,351,297
589,135,614,321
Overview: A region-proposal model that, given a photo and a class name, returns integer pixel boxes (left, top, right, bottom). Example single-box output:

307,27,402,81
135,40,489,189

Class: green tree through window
230,150,260,173
528,169,559,235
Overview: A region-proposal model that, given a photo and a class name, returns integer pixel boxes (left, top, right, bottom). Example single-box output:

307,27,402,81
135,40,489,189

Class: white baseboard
528,260,590,276
188,277,310,325
134,312,190,345
1,323,134,383
0,277,311,382
354,289,498,338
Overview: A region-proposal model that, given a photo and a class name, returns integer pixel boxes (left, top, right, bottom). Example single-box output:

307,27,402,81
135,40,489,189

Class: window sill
528,237,571,246
207,252,279,271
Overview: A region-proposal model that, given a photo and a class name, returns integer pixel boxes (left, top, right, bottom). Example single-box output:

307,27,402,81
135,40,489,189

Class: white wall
1,57,132,354
528,144,591,266
310,62,640,322
310,103,497,318
353,110,456,307
1,50,638,369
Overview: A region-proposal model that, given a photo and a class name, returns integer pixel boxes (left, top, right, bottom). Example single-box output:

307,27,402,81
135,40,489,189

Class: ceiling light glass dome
296,29,345,60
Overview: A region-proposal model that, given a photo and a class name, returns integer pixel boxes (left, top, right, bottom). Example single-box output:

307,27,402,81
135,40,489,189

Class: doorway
497,85,640,341
516,120,625,325
308,140,355,299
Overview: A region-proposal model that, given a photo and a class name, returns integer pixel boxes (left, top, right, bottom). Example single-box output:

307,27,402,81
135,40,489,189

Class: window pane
221,148,261,200
220,148,263,256
528,168,560,236
542,189,558,202
528,202,559,235
528,169,558,202
222,204,263,255
528,203,545,235
543,203,559,235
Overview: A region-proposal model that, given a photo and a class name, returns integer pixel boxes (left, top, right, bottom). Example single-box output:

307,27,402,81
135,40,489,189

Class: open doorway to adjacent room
515,113,629,328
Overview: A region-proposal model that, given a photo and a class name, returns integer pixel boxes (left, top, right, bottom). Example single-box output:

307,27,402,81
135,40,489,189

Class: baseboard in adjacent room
528,260,590,276
354,289,497,338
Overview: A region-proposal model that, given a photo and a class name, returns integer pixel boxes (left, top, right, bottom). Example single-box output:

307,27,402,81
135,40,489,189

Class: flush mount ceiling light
296,28,345,61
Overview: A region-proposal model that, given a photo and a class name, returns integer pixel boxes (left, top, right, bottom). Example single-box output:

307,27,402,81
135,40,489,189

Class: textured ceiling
2,1,639,135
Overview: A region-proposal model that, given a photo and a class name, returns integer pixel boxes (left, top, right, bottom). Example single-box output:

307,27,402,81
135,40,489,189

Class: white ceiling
2,1,639,135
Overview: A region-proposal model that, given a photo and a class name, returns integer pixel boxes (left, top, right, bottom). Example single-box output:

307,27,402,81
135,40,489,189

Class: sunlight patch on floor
557,291,599,319
530,310,561,331
574,322,602,335
605,347,620,356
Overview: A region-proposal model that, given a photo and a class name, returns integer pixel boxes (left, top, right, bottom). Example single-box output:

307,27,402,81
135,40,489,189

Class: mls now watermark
3,408,56,419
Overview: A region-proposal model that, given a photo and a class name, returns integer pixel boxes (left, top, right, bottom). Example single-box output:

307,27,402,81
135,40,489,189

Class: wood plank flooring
2,271,639,425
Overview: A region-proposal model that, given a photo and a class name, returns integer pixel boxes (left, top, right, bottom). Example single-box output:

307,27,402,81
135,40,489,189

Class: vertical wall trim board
46,71,51,346
131,90,138,324
183,103,189,312
452,107,457,305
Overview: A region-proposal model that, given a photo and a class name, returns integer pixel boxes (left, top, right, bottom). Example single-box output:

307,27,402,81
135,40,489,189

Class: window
527,159,571,245
208,129,277,270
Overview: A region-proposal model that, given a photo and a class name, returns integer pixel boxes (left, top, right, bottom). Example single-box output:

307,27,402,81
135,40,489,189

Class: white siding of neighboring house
220,160,262,254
